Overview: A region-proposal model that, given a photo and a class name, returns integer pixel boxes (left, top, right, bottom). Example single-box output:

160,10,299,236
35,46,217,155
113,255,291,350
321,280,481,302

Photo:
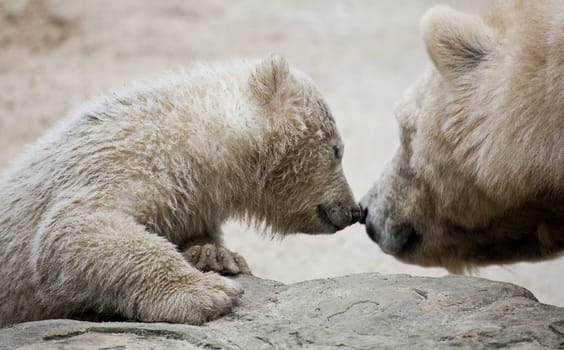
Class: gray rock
1,273,563,349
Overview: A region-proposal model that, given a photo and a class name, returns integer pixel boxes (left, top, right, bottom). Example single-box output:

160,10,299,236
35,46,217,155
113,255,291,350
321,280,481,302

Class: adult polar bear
361,1,563,272
0,55,360,327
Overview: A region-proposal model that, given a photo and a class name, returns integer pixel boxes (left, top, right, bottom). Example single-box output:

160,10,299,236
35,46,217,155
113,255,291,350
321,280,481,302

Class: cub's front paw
137,272,244,325
187,272,244,323
183,244,252,275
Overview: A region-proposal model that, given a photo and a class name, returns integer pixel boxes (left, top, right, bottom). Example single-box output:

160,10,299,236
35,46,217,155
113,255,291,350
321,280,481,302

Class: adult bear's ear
250,54,290,108
422,6,494,79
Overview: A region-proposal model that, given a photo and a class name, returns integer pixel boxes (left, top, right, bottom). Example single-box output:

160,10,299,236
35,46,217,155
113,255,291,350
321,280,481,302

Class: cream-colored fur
361,1,564,271
0,55,358,327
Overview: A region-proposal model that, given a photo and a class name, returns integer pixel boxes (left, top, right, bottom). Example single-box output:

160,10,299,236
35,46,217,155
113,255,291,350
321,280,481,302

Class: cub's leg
32,209,243,325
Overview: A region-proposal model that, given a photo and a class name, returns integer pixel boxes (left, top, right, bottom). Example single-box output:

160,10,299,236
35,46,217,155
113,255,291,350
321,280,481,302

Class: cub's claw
183,244,252,275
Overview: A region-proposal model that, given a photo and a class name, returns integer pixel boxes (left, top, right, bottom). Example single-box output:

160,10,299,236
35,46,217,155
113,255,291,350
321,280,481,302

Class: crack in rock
42,326,229,350
326,300,380,321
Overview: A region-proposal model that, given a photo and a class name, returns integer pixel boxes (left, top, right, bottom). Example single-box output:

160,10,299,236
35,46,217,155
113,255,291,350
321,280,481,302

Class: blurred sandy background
1,0,562,306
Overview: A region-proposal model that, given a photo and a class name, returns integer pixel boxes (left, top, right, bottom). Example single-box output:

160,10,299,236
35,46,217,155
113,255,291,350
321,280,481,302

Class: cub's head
249,55,360,235
360,5,564,271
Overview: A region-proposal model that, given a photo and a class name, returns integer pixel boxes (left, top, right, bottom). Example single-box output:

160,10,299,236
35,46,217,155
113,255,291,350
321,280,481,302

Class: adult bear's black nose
358,205,368,225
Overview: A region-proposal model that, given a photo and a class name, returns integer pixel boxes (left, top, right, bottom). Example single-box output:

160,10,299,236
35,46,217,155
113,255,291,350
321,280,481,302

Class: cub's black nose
359,206,368,225
351,206,362,224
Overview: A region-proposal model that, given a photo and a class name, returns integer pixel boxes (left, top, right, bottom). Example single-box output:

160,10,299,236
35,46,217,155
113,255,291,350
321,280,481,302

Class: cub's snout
317,202,361,233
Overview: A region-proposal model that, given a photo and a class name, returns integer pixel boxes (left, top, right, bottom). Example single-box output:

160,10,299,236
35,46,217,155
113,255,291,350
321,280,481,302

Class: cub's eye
332,145,341,161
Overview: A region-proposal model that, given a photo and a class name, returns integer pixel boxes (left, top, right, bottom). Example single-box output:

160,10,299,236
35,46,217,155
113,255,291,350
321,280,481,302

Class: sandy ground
1,0,562,306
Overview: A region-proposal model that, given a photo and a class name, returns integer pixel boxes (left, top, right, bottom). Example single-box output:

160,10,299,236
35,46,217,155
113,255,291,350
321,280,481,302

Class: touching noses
350,205,362,224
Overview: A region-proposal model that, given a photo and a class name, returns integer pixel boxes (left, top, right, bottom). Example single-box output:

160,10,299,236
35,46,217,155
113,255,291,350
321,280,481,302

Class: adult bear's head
360,3,564,272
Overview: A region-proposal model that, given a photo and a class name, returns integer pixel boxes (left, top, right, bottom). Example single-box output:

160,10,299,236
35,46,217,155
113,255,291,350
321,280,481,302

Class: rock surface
1,273,563,349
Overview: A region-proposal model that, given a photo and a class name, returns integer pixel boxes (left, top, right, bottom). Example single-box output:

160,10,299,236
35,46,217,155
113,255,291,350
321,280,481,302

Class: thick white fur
0,55,356,326
361,1,564,270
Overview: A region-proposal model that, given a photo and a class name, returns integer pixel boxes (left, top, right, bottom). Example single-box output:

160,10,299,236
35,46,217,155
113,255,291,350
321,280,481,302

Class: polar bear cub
0,55,360,327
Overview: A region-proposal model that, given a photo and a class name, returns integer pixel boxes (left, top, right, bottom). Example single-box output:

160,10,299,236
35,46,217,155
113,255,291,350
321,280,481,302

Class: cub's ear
422,5,494,79
250,54,290,107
